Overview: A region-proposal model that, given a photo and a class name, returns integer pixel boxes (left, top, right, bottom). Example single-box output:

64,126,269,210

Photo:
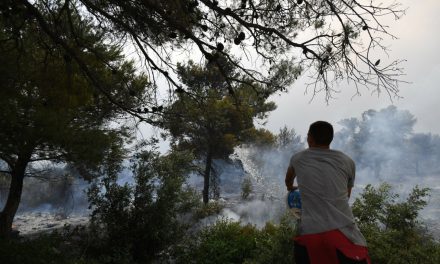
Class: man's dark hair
308,121,334,146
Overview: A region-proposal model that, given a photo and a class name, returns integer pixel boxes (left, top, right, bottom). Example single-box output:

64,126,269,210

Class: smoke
331,106,440,224
189,130,305,228
15,167,90,216
222,199,285,228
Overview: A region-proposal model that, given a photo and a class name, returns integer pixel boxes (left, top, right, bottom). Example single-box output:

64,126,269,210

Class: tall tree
0,11,148,237
161,59,276,203
1,0,406,119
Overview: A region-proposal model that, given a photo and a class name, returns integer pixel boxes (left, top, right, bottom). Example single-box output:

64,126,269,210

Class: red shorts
294,229,371,264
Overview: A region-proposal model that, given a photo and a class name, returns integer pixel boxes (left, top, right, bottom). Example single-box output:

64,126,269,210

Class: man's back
290,148,366,246
286,121,369,263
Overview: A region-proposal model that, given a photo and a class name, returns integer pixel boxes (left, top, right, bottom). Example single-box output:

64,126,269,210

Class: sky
265,0,440,137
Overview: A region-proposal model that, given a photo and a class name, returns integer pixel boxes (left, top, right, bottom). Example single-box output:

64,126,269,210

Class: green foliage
246,216,297,264
161,59,277,202
193,220,258,263
0,10,147,174
164,60,276,159
276,126,304,152
244,128,277,148
175,216,296,264
0,5,148,237
0,233,88,264
87,148,197,263
193,200,225,220
352,183,440,264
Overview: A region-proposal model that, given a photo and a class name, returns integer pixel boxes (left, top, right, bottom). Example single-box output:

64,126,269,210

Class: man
285,121,370,264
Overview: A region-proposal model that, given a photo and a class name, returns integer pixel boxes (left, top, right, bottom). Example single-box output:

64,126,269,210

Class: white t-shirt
289,148,367,246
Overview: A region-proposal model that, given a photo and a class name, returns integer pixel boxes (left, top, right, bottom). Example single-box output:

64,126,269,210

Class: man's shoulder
289,149,308,166
291,149,309,159
291,149,354,163
330,149,355,166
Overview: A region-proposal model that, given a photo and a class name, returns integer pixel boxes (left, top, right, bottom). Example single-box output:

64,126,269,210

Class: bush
193,200,225,220
0,232,92,264
352,183,440,264
175,215,296,264
248,216,297,264
194,220,258,263
87,148,197,263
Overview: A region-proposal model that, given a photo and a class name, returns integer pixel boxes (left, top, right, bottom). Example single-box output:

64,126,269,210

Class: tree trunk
0,155,29,238
202,151,213,204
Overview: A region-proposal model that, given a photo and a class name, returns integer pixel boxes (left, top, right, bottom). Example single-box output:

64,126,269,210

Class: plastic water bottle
287,189,302,209
287,189,301,221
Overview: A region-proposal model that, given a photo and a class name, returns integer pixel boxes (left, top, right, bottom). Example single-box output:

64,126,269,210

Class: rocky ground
10,203,440,243
13,212,89,236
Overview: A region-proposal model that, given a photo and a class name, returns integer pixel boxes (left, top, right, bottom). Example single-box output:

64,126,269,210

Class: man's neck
309,145,330,149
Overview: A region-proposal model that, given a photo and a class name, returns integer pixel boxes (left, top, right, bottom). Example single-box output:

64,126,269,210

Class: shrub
195,220,258,263
0,232,92,264
249,216,296,264
352,183,440,264
87,148,197,263
193,200,225,220
175,215,296,264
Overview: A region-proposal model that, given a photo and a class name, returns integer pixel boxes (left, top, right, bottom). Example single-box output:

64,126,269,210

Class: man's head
307,121,334,148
